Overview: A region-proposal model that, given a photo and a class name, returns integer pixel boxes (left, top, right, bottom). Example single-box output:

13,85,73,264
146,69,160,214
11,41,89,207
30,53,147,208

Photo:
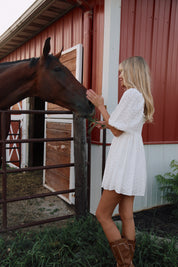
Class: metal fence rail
0,109,78,233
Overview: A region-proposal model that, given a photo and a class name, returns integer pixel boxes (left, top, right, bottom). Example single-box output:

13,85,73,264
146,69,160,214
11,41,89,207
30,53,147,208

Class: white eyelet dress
101,88,147,196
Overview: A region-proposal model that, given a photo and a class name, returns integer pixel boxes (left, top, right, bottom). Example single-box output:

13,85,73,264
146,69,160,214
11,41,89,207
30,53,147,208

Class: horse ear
43,37,51,58
55,47,63,59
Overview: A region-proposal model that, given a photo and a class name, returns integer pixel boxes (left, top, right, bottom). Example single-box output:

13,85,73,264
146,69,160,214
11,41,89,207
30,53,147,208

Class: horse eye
54,66,62,72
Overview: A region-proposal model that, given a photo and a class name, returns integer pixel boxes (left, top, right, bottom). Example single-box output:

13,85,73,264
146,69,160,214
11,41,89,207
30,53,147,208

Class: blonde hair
119,56,154,122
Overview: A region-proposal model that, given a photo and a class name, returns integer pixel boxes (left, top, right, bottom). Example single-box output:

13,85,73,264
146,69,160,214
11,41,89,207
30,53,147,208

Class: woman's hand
86,89,104,108
95,121,107,129
87,90,123,137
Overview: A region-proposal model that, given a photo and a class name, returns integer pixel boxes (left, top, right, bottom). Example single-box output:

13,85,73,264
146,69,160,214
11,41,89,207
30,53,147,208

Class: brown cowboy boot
122,235,136,266
110,238,134,267
127,239,136,266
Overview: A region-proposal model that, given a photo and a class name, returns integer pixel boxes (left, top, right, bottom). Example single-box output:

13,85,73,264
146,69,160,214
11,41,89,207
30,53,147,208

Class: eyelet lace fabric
102,88,147,196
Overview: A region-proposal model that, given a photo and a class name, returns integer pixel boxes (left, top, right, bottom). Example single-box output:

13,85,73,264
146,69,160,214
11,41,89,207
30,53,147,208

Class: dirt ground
0,170,178,238
134,204,178,238
0,170,74,229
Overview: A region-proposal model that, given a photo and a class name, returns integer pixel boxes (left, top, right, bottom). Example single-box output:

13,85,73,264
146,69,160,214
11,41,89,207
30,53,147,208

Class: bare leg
96,191,136,266
96,190,123,242
119,195,135,240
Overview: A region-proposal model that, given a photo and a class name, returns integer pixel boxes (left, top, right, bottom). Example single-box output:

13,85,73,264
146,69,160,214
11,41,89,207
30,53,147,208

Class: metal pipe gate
0,109,90,233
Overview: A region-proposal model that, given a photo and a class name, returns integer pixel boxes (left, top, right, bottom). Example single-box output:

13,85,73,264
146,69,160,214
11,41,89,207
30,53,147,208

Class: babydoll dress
101,88,147,196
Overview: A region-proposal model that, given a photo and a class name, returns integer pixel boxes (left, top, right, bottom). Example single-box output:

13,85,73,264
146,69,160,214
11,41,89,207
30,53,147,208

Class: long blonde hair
119,56,154,122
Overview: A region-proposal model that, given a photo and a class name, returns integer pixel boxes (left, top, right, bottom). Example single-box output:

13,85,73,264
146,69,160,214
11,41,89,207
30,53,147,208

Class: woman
86,56,154,266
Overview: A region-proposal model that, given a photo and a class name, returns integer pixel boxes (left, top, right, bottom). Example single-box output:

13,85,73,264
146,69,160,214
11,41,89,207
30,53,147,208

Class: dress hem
101,187,145,197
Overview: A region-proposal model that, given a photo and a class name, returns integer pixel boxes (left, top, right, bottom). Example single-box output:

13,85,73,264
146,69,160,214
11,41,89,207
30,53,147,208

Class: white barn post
90,0,122,214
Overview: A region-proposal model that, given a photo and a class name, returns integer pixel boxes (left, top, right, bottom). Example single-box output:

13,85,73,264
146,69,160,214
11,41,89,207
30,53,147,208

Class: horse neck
0,59,31,74
0,61,37,109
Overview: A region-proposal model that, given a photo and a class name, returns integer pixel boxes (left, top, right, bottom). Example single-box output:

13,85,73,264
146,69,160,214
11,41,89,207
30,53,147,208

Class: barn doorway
28,97,45,166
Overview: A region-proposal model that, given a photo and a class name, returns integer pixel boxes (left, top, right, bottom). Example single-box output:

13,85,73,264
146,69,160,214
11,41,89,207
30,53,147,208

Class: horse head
35,37,95,118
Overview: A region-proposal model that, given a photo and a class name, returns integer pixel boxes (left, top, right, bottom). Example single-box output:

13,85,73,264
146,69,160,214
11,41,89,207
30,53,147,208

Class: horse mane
0,57,40,68
29,57,40,67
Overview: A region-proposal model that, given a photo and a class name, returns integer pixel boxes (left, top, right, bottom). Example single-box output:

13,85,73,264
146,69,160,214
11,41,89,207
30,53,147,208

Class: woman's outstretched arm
86,89,123,137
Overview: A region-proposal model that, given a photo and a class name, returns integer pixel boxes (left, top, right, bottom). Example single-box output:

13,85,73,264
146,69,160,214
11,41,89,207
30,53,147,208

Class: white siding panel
134,144,178,212
90,145,103,215
90,144,178,214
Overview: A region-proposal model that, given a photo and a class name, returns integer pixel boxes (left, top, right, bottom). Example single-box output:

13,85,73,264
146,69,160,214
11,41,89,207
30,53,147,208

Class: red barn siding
164,0,178,142
90,1,104,142
92,1,104,95
73,8,83,45
120,0,178,143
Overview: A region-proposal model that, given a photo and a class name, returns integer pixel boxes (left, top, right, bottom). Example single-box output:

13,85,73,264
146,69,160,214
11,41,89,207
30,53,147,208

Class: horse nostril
88,100,93,108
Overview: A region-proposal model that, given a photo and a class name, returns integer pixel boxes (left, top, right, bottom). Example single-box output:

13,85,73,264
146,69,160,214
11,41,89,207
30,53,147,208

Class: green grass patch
0,215,177,267
135,231,178,267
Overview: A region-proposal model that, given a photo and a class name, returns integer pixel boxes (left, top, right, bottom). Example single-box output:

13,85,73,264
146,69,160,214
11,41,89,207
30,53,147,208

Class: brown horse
0,37,94,166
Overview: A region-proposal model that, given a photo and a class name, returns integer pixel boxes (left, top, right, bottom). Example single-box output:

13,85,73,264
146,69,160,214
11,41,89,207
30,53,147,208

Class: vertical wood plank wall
44,48,78,203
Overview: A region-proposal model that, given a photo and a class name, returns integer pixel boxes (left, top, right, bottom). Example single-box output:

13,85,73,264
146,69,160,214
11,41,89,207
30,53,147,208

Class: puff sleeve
109,88,145,133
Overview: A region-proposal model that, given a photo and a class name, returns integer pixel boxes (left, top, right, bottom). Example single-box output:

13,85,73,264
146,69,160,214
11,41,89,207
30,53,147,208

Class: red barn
0,0,177,213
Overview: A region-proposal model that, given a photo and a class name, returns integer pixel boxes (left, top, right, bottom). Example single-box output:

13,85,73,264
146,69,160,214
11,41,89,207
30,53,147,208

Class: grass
135,231,178,267
0,215,177,267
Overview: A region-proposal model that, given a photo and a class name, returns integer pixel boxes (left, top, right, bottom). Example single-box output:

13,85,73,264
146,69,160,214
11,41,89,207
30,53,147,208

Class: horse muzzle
74,100,95,118
88,100,95,117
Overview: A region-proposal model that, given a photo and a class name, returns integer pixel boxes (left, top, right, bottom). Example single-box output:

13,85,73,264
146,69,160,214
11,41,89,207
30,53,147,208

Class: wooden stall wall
43,45,82,204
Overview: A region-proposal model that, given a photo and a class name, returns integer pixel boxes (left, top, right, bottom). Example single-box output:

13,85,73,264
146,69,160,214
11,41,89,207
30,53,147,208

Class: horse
0,37,94,166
